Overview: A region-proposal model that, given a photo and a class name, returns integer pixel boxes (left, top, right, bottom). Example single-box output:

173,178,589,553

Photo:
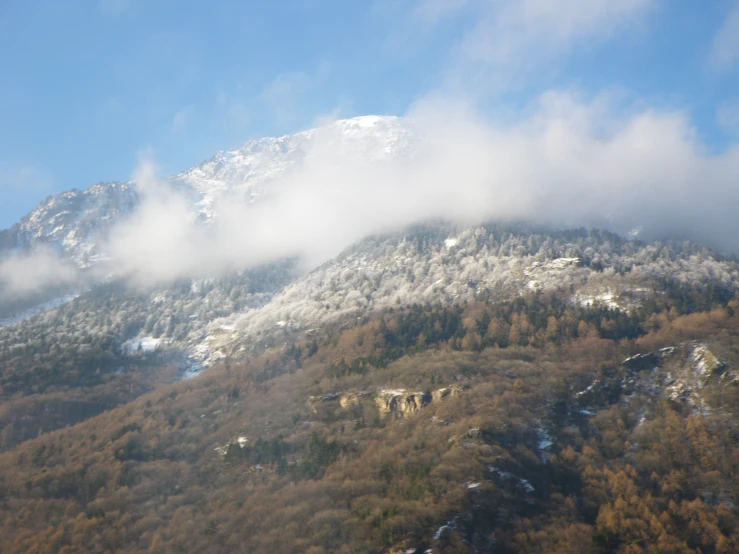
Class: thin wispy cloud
215,90,251,134
99,0,131,15
3,0,739,297
170,105,195,134
0,248,78,297
465,0,652,60
717,97,739,134
709,2,739,71
0,162,54,195
262,64,331,125
79,90,739,289
382,0,656,91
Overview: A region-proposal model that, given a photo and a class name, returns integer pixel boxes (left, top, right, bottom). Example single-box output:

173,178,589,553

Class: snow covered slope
170,115,413,219
0,222,737,379
0,116,413,266
194,225,739,364
0,183,138,268
3,116,739,379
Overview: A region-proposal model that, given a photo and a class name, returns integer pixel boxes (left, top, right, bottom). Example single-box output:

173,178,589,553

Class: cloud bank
0,247,79,297
95,91,739,288
382,0,656,91
709,2,739,71
3,0,739,297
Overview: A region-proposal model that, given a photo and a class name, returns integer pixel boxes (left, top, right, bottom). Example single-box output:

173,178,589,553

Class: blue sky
1,0,738,228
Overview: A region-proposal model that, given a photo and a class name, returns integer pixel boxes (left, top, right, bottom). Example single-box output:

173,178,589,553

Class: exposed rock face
577,344,736,414
339,391,371,408
214,435,248,458
308,385,462,418
306,393,341,414
376,386,463,417
431,386,462,403
375,389,431,417
570,343,739,426
664,345,734,405
690,345,725,377
1,182,139,267
622,352,660,372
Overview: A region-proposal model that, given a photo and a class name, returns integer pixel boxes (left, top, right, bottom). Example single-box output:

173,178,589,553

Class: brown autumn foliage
1,290,739,552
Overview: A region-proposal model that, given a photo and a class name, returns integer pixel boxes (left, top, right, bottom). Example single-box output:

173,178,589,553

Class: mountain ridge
0,115,410,268
1,116,739,550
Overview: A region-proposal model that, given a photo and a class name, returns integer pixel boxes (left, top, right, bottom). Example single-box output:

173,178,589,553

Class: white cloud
9,0,736,292
170,105,194,134
96,92,739,288
215,91,251,131
717,97,739,133
412,0,472,24
385,0,655,90
99,0,130,15
709,3,739,71
261,63,331,124
0,248,78,297
0,162,53,194
106,163,204,285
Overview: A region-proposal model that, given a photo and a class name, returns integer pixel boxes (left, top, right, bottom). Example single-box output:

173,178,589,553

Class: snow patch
122,336,164,354
576,291,621,310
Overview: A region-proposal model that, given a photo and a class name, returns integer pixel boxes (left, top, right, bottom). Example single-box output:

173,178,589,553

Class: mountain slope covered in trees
1,275,739,552
0,224,736,458
2,127,739,552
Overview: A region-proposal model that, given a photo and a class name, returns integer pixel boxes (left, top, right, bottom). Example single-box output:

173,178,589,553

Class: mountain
2,117,739,552
0,116,411,267
0,182,139,268
2,286,739,552
172,115,413,220
1,117,738,446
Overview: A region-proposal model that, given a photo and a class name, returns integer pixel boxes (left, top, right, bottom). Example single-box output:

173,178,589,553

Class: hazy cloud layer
383,0,655,90
3,0,739,295
709,2,739,71
170,105,195,134
93,91,739,288
0,248,79,297
98,0,131,15
0,162,54,196
717,97,739,134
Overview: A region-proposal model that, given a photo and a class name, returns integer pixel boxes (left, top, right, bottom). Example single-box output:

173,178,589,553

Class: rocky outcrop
689,345,725,377
375,389,431,417
664,345,735,405
307,391,371,413
339,391,372,408
432,386,462,403
603,344,735,412
376,385,463,418
571,343,739,424
214,435,248,457
307,393,340,414
622,352,660,372
308,385,462,418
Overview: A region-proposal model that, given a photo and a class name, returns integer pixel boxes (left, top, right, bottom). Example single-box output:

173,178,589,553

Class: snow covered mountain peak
1,115,414,265
170,114,412,214
1,182,138,267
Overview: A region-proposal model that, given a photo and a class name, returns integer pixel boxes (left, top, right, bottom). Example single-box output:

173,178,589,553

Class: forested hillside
1,282,739,553
0,261,298,450
4,0,739,549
